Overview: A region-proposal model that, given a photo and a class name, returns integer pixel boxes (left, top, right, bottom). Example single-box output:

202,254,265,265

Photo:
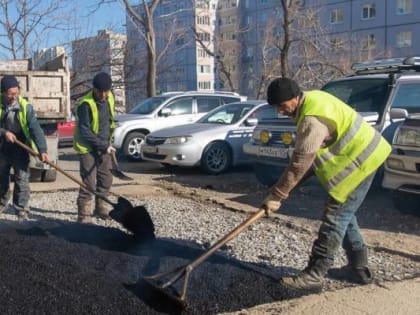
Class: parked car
382,114,420,216
141,100,277,174
243,56,420,186
112,91,247,161
57,119,75,147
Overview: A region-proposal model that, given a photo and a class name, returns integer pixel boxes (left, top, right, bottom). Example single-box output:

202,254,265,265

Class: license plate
258,147,288,158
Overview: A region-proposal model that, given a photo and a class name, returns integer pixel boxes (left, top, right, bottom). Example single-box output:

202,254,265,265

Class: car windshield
198,103,254,125
128,96,171,114
322,78,389,113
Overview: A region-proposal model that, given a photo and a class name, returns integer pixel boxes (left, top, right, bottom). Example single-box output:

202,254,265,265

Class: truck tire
254,162,284,187
42,169,57,182
123,132,146,161
392,190,420,217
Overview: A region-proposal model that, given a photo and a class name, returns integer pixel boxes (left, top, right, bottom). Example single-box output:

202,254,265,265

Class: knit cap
92,72,112,91
267,78,301,105
1,75,19,92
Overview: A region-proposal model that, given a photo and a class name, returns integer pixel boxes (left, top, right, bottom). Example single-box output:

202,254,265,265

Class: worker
0,75,49,219
73,72,116,223
262,78,391,291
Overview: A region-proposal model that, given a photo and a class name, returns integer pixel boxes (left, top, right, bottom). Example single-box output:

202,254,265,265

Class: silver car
141,100,277,174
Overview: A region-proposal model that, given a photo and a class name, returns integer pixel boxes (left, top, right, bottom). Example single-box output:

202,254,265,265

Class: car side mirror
389,108,408,120
160,107,172,117
245,117,258,126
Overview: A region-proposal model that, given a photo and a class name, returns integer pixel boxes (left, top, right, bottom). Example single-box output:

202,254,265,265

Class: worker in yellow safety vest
262,77,391,292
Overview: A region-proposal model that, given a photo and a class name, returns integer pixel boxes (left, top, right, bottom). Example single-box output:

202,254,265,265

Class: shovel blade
109,197,155,239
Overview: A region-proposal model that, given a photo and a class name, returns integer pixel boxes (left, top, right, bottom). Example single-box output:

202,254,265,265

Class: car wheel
254,162,285,187
123,132,146,161
201,142,232,175
392,190,420,217
42,169,57,182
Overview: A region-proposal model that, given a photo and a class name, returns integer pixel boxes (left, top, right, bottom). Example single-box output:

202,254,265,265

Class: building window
198,81,211,90
362,4,376,19
397,0,412,15
396,31,412,47
198,49,210,58
198,65,211,73
197,32,211,42
361,34,376,50
330,8,344,24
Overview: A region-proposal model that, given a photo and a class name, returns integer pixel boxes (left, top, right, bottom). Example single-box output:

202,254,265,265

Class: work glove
106,145,116,155
262,193,282,216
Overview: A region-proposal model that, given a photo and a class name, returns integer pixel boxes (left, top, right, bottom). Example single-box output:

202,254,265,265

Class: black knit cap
1,75,20,92
267,77,301,105
92,72,112,91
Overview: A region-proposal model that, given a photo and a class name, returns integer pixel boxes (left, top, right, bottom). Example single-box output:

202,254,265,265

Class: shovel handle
14,138,115,207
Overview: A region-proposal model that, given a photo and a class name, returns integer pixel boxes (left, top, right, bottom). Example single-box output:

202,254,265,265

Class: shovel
110,150,133,181
14,138,154,238
139,207,267,310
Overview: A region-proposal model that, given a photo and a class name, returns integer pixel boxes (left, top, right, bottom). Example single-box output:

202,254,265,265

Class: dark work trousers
311,171,376,264
0,152,30,211
77,152,113,207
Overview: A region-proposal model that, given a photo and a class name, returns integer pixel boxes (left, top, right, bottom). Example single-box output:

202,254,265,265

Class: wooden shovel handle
14,138,115,206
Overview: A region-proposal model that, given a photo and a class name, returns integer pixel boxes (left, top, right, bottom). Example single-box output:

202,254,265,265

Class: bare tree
121,0,159,97
0,0,71,59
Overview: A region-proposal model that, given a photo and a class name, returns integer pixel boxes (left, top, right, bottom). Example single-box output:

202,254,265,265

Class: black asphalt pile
0,222,291,315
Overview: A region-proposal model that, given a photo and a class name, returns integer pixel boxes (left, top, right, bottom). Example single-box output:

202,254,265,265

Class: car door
156,96,195,129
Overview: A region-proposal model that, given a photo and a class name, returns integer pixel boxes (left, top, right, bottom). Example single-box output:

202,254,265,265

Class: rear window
322,78,389,113
221,96,242,104
197,96,221,113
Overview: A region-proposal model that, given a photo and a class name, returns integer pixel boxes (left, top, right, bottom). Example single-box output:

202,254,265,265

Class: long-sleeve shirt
271,98,336,200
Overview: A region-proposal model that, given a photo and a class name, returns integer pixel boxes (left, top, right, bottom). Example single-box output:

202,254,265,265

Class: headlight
281,132,295,146
394,127,420,146
164,136,191,144
260,130,272,144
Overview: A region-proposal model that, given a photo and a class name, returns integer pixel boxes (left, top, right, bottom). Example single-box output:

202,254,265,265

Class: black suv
243,56,420,186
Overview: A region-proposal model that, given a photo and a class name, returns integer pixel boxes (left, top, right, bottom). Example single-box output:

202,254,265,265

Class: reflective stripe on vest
297,90,391,203
0,95,37,152
73,91,115,154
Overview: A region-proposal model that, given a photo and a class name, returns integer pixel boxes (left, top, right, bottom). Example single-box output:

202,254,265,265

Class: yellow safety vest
73,91,115,154
297,90,391,203
0,95,37,152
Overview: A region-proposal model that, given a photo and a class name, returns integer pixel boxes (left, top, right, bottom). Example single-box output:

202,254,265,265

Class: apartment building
125,0,218,109
71,30,127,110
125,0,420,100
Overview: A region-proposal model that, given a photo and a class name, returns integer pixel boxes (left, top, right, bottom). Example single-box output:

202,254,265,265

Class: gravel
0,189,418,314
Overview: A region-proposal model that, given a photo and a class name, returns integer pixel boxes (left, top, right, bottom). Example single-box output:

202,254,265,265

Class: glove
262,193,282,216
106,145,116,154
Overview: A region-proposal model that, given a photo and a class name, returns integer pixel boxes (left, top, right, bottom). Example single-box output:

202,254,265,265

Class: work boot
94,198,110,219
328,247,373,285
77,201,92,224
13,205,29,221
280,256,330,292
0,189,11,213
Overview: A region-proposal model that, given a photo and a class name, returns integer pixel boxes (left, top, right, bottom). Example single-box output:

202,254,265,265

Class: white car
140,100,278,174
112,91,247,161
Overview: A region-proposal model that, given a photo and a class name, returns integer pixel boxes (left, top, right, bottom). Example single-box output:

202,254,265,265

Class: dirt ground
30,148,420,314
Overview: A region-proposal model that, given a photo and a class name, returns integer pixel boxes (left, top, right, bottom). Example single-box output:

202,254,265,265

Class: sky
0,0,128,59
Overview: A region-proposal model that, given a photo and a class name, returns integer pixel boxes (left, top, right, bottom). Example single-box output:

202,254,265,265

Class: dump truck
0,55,71,182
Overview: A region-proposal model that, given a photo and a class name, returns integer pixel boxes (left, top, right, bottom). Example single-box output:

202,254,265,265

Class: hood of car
148,123,231,138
